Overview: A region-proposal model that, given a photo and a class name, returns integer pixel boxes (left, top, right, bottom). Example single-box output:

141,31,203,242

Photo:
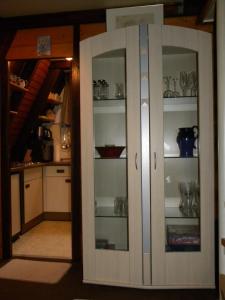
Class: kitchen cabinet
24,167,43,224
80,24,214,288
43,166,71,213
11,173,21,237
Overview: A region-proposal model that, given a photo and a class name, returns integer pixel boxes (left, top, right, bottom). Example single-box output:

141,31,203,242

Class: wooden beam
0,9,106,30
80,23,106,41
164,15,213,33
197,0,216,24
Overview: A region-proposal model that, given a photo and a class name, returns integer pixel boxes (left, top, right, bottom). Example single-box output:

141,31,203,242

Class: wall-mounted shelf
9,82,29,93
47,98,62,105
10,110,18,115
38,115,55,123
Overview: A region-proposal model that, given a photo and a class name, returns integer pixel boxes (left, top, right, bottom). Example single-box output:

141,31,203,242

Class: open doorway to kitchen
9,58,73,260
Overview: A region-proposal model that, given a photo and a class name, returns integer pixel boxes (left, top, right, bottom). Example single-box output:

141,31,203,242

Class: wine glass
191,71,198,96
179,71,188,96
172,78,180,97
163,76,173,97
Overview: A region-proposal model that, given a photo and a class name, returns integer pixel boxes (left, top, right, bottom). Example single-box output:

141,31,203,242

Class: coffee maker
31,126,54,162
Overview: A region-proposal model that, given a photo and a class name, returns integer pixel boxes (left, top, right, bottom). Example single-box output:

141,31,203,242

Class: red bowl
96,146,125,158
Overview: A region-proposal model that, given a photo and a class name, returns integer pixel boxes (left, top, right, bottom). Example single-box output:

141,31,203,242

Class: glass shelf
95,206,128,218
94,98,126,101
9,81,29,93
164,155,198,158
94,99,126,114
95,157,126,160
164,97,197,112
165,207,200,219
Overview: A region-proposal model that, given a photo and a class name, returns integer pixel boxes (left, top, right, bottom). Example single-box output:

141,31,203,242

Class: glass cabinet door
163,47,200,252
92,49,128,251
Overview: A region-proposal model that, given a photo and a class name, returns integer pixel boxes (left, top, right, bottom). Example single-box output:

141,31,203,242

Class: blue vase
176,126,198,157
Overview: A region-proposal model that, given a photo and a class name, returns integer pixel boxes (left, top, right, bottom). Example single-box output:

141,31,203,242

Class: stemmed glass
191,71,198,96
179,71,188,96
163,76,173,97
172,78,180,97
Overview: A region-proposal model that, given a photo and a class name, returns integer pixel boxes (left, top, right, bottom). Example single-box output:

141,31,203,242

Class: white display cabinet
80,24,214,288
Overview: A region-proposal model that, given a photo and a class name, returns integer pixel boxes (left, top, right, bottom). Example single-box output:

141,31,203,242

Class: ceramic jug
176,126,198,157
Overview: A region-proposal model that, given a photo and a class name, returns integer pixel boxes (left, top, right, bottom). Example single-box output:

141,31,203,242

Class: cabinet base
21,214,43,234
83,279,215,290
43,212,71,221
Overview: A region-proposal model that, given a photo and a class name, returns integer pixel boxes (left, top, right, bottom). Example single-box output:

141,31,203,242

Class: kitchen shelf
94,99,126,114
9,82,28,93
47,98,62,105
164,97,197,112
9,110,18,115
165,207,200,219
38,115,55,122
95,206,128,218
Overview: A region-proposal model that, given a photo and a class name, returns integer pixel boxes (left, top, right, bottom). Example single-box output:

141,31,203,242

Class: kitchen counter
10,161,71,173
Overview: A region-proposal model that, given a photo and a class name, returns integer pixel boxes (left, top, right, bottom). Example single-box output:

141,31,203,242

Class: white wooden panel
24,167,42,181
44,166,70,177
80,26,142,286
148,24,166,286
89,28,126,58
126,25,143,286
44,177,71,212
164,29,214,287
152,25,214,287
196,29,214,286
95,251,130,283
24,178,43,223
11,174,21,236
162,26,199,52
80,37,97,282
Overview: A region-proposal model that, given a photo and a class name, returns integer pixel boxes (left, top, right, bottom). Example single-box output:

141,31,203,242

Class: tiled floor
13,221,72,259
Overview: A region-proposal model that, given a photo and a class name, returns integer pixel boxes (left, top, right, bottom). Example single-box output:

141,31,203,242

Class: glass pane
92,49,128,251
163,47,200,252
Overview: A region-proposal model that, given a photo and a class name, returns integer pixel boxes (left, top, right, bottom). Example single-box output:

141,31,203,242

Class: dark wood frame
0,9,106,262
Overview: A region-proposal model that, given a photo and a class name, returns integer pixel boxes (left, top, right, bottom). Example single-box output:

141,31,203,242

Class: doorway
9,58,73,260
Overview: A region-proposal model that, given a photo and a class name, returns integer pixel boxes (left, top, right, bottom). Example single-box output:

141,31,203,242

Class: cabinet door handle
154,152,157,170
25,184,30,189
57,169,65,173
135,153,138,170
65,179,71,183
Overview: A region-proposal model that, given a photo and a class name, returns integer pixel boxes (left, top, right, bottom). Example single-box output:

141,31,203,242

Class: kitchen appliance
32,126,54,162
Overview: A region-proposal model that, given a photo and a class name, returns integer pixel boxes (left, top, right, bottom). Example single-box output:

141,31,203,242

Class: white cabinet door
80,24,214,289
44,176,71,212
80,26,142,286
150,25,214,287
11,174,21,236
24,168,43,223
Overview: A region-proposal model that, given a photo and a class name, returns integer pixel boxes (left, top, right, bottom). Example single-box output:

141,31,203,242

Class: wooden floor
0,258,219,300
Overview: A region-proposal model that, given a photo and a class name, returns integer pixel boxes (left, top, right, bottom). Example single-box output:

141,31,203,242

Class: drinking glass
178,181,196,211
179,71,188,96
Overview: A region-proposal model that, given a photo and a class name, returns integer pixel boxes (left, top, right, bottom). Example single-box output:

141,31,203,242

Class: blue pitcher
176,126,198,157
